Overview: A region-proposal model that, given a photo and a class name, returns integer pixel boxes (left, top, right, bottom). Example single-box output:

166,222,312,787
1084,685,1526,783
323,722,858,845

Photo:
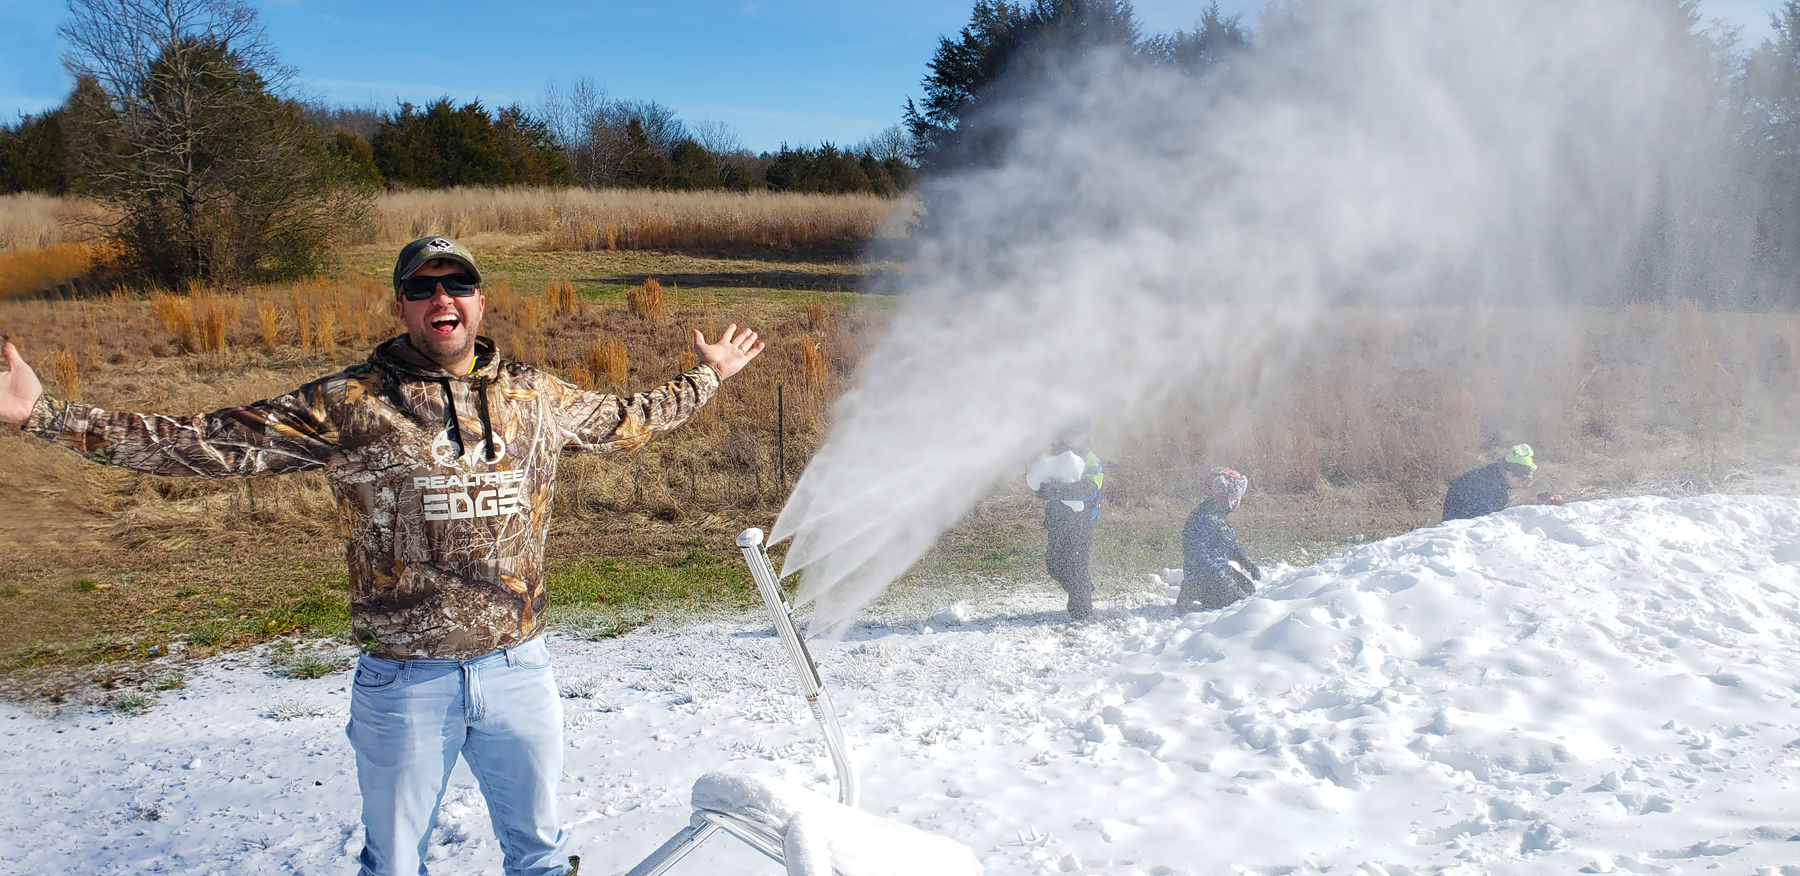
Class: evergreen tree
905,0,1139,170
1140,2,1249,75
618,118,673,188
495,104,572,186
0,109,73,195
326,130,383,191
666,138,722,190
372,98,514,189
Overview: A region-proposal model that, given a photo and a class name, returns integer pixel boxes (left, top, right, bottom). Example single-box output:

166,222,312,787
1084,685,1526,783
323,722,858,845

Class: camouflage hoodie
21,335,719,658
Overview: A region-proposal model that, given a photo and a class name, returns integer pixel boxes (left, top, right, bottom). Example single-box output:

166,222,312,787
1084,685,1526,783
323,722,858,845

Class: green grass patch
110,692,155,716
252,583,352,640
264,640,353,679
72,579,100,593
0,585,18,598
184,622,226,647
148,670,185,690
547,547,763,636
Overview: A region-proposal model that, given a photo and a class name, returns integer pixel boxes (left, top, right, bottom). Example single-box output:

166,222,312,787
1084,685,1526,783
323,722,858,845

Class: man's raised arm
552,325,765,453
3,341,338,478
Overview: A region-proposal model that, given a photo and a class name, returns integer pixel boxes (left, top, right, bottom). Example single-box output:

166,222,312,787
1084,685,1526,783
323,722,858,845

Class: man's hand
693,324,764,381
0,342,44,426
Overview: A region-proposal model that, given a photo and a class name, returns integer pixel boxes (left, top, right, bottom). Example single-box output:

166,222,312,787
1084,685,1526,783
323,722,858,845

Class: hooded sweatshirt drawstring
476,377,496,461
440,377,465,458
440,376,498,462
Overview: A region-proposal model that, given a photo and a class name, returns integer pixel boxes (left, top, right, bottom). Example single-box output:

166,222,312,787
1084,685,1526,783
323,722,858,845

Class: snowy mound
691,772,983,876
1055,494,1800,872
8,495,1800,875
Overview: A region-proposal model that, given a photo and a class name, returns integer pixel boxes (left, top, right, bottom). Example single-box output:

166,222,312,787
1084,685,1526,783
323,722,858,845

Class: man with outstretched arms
0,235,765,876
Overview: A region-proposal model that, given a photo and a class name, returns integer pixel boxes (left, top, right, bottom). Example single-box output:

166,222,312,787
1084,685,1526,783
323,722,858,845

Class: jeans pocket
511,637,552,669
352,657,402,691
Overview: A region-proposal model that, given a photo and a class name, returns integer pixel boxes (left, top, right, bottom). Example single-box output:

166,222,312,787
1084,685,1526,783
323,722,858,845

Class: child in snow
1176,467,1263,613
1033,417,1104,620
1442,444,1535,521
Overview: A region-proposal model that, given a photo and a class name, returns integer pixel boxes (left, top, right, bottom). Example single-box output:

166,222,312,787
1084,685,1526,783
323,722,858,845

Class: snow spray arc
771,0,1759,636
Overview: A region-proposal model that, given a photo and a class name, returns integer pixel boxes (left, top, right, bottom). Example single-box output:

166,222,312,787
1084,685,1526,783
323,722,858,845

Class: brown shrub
628,278,668,321
800,336,829,387
40,348,79,399
547,280,578,317
256,297,281,353
589,338,629,389
149,293,197,352
805,299,828,330
315,305,336,353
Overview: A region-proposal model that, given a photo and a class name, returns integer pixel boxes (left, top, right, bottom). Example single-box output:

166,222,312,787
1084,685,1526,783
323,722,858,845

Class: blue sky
0,0,1788,153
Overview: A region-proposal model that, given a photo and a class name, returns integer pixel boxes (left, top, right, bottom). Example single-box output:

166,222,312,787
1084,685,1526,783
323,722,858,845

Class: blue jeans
346,635,570,876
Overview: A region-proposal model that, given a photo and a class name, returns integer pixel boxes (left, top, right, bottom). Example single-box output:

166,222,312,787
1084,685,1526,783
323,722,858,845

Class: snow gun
736,526,861,807
620,527,862,876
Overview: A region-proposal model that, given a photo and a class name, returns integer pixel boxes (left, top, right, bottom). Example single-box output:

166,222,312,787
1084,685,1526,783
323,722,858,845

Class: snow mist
773,0,1752,635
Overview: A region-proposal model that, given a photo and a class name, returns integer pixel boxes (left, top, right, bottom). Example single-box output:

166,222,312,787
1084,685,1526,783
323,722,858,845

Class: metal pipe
620,814,723,876
736,527,861,808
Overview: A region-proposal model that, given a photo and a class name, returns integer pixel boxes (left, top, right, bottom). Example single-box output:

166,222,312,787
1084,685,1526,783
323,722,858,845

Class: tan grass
627,278,668,321
256,297,280,354
799,336,829,386
39,349,79,399
0,194,109,254
148,293,197,352
0,242,104,299
591,338,629,388
366,186,911,251
547,280,578,317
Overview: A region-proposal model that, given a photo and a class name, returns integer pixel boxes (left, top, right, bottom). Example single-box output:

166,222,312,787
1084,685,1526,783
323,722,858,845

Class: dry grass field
372,187,916,255
1,193,1797,703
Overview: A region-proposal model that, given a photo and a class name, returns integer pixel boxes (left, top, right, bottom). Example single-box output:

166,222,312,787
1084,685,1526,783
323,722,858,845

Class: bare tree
539,76,701,187
689,120,744,156
60,0,370,283
852,124,916,164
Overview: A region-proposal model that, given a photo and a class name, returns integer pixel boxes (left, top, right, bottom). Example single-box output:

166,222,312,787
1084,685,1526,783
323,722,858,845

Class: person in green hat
1032,416,1104,620
1443,444,1537,521
0,235,769,876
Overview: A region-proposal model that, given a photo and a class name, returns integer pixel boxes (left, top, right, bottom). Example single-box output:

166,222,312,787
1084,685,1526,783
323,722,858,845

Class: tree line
5,88,916,201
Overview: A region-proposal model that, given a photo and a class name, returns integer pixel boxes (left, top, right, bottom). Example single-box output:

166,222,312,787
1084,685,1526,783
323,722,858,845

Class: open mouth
428,313,460,334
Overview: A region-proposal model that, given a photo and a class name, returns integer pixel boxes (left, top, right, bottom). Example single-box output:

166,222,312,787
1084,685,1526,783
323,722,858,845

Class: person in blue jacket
1035,417,1104,620
1175,467,1262,613
1442,444,1535,522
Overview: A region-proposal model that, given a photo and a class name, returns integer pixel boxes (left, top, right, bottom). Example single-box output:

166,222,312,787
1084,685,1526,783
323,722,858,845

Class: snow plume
773,0,1751,635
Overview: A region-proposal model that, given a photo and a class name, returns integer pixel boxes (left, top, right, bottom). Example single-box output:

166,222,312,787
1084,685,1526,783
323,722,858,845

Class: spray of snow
771,0,1750,634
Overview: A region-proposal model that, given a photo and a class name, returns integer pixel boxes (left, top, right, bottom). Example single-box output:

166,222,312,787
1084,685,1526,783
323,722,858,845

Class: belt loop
402,659,413,682
503,644,515,668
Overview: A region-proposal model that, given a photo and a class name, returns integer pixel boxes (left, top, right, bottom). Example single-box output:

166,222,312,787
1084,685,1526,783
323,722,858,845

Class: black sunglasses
398,274,480,300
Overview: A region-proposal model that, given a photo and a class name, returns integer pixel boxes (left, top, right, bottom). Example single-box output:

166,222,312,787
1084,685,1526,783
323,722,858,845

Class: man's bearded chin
412,332,476,369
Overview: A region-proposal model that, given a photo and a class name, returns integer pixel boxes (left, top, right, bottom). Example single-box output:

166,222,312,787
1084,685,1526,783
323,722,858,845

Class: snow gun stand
622,528,980,876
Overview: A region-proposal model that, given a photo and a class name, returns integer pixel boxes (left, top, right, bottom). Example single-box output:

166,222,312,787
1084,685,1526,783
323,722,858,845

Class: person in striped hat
1175,466,1263,613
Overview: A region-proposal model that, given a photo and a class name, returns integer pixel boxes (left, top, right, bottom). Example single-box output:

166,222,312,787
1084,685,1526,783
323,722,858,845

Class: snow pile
691,772,983,876
6,495,1800,875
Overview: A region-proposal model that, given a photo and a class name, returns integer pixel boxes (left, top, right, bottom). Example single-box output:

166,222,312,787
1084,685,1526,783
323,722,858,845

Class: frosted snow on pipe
737,527,861,808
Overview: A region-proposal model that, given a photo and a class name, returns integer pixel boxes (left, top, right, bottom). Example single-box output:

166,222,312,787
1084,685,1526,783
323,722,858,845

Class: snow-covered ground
8,494,1800,875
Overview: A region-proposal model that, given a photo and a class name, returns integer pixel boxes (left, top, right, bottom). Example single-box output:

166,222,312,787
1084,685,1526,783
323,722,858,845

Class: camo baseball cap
393,235,482,289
